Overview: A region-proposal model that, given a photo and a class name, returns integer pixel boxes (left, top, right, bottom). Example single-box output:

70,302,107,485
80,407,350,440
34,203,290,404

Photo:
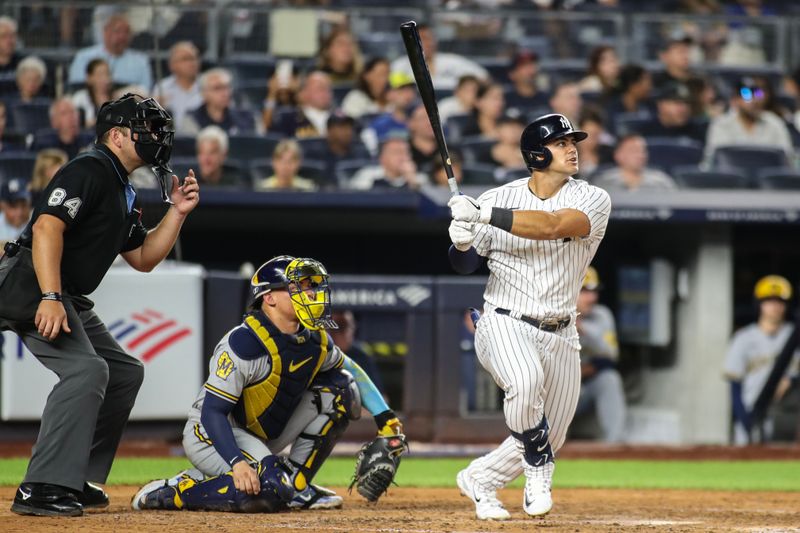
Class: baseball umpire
131,256,407,513
448,114,611,519
0,93,199,517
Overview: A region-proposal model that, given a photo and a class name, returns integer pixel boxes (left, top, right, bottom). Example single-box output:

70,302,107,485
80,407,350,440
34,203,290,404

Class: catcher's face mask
285,258,337,331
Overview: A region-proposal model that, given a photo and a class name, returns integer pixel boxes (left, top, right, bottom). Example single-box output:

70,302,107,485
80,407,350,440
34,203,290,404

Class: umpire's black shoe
76,482,109,509
10,482,83,517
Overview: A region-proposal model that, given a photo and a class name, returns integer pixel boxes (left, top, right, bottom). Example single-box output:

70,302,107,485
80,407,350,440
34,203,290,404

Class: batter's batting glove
449,220,476,251
448,195,480,222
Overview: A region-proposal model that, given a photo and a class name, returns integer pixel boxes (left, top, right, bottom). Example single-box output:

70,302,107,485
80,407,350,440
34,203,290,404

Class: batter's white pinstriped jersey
472,177,611,320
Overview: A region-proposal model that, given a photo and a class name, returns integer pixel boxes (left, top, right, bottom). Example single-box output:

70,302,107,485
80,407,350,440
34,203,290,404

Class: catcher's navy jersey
189,311,343,440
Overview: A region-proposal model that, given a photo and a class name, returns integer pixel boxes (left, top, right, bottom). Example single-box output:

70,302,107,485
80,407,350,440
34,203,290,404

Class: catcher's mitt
349,434,408,502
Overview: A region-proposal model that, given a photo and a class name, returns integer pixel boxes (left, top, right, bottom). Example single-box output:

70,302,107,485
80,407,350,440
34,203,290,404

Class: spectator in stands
754,75,793,125
152,41,202,131
462,82,505,139
70,58,112,128
638,82,707,143
686,75,725,120
350,134,428,190
593,134,677,191
504,49,550,115
254,139,316,192
262,67,300,132
29,148,68,205
11,56,48,104
549,81,583,126
389,23,488,91
578,45,621,95
195,125,243,187
408,104,438,173
0,178,32,246
329,310,386,396
305,111,367,181
272,70,333,138
574,266,626,443
0,16,21,96
704,77,794,163
181,68,255,135
430,152,463,189
605,64,653,126
317,26,363,85
341,57,390,119
33,98,92,159
577,109,615,178
490,114,526,169
68,12,152,89
361,72,418,155
438,74,480,123
0,100,26,152
653,33,698,90
724,275,798,446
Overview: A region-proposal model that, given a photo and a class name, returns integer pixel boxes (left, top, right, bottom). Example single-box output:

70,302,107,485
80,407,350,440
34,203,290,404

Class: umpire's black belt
495,308,571,332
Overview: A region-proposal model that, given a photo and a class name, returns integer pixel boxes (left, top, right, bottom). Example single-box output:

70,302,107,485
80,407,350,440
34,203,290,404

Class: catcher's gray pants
575,368,627,443
12,302,144,491
183,388,341,477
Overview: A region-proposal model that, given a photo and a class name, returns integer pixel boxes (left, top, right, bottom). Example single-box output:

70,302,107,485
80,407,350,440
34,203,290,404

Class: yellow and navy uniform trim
204,383,239,404
194,424,213,445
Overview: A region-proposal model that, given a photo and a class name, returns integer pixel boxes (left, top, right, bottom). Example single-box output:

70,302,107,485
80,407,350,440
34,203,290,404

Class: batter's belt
494,308,571,332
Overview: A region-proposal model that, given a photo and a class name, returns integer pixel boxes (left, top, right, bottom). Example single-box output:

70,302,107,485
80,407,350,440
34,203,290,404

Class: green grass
1,458,799,491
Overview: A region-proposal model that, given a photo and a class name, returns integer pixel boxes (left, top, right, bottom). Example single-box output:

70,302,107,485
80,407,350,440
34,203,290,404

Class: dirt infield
1,486,799,532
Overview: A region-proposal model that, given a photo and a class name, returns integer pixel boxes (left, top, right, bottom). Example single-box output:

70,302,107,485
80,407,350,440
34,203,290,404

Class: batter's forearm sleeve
730,382,751,431
343,355,390,416
448,245,483,274
201,393,244,468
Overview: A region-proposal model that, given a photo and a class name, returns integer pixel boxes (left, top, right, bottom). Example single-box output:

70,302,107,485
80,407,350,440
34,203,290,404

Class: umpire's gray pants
575,369,627,443
13,301,144,491
184,389,334,477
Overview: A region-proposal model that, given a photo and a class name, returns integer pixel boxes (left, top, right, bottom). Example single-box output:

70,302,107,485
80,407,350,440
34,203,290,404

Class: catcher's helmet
96,93,175,203
251,255,337,330
754,275,792,301
520,113,587,171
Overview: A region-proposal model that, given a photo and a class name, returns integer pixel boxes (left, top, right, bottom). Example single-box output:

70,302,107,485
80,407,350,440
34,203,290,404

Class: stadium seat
223,56,275,84
335,158,375,187
0,152,38,180
249,158,329,188
10,102,52,136
236,81,268,110
332,85,351,107
227,133,284,163
458,136,495,165
711,146,789,182
673,166,750,189
756,167,800,190
444,114,472,143
645,137,704,175
613,112,652,136
171,136,197,159
462,163,499,186
170,157,247,186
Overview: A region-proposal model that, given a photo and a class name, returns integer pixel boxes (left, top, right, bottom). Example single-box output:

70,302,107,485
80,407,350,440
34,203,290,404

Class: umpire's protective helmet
754,275,792,301
251,255,338,330
520,113,587,171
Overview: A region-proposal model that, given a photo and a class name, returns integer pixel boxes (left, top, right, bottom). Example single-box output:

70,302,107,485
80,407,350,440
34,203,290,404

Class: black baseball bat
400,21,459,195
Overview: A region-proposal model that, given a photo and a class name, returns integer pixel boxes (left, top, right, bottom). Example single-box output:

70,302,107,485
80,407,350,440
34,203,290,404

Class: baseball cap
389,71,415,90
0,178,31,203
95,94,141,139
582,266,601,291
660,28,693,50
512,49,539,70
656,82,691,102
327,110,355,128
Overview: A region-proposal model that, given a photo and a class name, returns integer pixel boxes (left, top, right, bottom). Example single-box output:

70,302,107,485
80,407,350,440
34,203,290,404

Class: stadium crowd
1,1,800,204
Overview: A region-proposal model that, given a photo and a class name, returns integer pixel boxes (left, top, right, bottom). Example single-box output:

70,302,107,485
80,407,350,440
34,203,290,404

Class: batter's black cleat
76,482,109,509
10,482,83,517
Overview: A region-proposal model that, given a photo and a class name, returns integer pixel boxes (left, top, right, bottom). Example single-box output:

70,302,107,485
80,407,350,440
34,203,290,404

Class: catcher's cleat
456,469,510,521
522,462,554,517
287,484,343,510
131,478,188,511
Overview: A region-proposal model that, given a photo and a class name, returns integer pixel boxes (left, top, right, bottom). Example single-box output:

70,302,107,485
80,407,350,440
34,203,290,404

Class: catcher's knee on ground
286,370,361,491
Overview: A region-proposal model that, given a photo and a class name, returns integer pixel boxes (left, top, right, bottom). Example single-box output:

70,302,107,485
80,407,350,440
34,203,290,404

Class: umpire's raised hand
170,169,200,215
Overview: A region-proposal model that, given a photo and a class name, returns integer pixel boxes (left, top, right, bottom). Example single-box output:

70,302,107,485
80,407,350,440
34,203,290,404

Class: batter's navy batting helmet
520,113,587,171
251,255,337,330
754,275,792,301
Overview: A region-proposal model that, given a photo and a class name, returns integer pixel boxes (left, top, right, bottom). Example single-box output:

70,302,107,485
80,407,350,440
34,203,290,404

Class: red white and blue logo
107,309,193,362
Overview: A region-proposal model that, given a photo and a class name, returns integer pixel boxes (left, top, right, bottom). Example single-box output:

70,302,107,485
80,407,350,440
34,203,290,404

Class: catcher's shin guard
511,415,554,467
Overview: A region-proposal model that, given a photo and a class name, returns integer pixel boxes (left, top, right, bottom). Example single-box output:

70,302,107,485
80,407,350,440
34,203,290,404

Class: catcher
131,255,407,512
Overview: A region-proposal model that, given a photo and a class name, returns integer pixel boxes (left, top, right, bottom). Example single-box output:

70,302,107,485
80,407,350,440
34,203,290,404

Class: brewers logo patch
216,351,235,380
